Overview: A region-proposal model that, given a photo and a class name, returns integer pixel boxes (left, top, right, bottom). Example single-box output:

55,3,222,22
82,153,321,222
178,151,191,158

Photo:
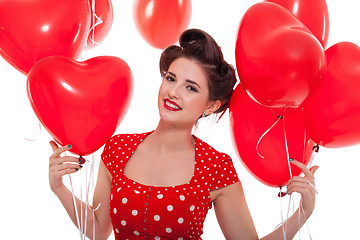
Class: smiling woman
2,1,360,239
47,28,318,240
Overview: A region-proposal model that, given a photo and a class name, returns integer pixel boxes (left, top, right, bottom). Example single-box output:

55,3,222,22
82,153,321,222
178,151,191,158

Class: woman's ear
206,100,222,115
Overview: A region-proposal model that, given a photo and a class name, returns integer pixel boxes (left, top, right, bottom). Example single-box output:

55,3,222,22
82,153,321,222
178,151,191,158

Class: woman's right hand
49,141,81,193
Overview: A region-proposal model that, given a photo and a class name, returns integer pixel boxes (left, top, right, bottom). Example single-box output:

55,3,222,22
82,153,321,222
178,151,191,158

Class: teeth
165,100,181,110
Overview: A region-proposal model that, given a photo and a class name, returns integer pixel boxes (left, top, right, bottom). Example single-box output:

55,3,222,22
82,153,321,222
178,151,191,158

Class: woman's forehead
168,58,207,82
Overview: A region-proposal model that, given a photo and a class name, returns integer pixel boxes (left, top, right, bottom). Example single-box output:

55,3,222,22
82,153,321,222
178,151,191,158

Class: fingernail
79,164,83,168
68,144,72,149
78,156,85,164
75,168,79,171
289,158,294,161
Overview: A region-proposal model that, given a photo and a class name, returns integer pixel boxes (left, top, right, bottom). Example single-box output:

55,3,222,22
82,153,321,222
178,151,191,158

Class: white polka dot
113,208,117,214
190,205,195,211
179,195,185,201
122,198,128,204
134,231,140,236
134,190,140,194
115,228,119,233
154,215,160,221
121,220,126,226
167,205,173,211
157,194,163,199
178,238,184,240
155,237,160,240
166,228,172,233
132,210,138,216
178,217,184,224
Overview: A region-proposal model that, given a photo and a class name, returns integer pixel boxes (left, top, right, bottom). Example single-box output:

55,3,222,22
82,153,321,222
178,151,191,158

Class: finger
287,181,315,195
51,162,82,174
56,162,82,172
309,165,319,176
286,176,309,186
50,143,72,159
49,140,59,152
289,159,313,177
49,155,79,168
53,165,81,178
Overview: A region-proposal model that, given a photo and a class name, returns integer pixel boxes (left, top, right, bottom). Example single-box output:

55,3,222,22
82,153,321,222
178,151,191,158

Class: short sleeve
210,154,239,190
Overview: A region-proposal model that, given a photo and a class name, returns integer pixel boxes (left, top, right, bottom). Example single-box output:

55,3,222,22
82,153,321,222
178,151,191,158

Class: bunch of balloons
230,0,360,188
0,0,135,156
0,0,193,156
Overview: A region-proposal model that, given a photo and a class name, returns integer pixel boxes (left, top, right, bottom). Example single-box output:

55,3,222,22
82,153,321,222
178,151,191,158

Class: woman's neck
149,121,195,153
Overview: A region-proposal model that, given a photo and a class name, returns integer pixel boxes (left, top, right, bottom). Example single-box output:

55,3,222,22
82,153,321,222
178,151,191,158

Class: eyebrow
167,71,201,89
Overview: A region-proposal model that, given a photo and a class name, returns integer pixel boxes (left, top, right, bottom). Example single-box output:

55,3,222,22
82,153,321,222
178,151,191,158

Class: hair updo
159,29,237,114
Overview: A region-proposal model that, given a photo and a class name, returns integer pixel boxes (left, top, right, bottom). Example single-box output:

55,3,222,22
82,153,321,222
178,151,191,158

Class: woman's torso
101,132,239,240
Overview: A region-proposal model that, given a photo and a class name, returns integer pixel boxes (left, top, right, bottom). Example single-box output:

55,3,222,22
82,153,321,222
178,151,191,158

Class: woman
49,29,318,240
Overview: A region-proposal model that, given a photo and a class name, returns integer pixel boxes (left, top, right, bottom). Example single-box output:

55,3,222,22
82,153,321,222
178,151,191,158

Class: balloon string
88,0,103,46
278,187,287,240
24,121,42,142
84,157,89,239
300,202,314,240
91,154,97,240
69,174,83,239
81,154,100,240
283,116,293,179
256,116,282,159
80,167,84,239
309,145,319,169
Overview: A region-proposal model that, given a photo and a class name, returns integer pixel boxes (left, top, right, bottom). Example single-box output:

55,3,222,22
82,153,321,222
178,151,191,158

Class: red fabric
101,132,239,240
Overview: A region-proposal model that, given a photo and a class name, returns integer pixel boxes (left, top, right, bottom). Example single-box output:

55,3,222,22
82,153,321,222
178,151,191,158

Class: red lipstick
164,98,182,111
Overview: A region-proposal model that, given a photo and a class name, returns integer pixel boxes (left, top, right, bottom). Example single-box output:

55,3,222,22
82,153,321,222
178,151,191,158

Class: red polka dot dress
101,132,239,240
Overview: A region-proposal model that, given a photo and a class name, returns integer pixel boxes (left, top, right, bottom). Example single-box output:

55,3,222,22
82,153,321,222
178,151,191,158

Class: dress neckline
121,131,199,189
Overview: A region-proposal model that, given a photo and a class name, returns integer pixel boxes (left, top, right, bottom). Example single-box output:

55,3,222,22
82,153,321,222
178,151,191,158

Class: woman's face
158,57,219,127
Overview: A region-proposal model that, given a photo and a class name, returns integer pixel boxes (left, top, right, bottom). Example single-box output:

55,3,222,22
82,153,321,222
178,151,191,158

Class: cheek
185,95,209,113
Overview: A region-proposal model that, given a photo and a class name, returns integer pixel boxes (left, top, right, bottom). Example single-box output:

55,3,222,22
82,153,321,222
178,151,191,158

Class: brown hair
159,29,237,114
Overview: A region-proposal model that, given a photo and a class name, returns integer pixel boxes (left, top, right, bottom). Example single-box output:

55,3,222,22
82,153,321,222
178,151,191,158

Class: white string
282,117,293,179
300,202,314,240
84,158,88,239
88,0,103,47
279,188,287,240
282,116,293,240
69,174,83,240
256,117,282,158
92,154,96,240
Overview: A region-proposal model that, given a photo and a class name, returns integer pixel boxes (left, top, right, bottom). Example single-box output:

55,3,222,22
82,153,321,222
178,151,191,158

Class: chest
124,146,196,187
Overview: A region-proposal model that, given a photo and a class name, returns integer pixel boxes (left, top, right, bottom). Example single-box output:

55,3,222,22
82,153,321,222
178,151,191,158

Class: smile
164,99,182,111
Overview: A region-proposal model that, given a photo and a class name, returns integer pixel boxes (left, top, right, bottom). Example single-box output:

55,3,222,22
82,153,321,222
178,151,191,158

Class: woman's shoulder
106,131,152,146
194,135,231,162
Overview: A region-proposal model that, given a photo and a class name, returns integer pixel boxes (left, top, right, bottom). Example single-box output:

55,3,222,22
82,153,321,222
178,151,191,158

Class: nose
168,83,179,99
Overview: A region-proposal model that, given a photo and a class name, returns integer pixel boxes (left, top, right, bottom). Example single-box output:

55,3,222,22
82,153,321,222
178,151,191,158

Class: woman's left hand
286,159,319,219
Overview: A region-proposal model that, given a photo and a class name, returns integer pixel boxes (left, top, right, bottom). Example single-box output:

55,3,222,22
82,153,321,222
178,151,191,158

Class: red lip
164,98,182,111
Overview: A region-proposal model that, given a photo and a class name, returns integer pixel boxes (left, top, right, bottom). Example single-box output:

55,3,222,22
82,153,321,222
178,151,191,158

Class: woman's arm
211,160,318,240
49,141,113,240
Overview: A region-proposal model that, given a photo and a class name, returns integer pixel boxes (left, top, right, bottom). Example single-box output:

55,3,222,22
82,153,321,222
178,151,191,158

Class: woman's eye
165,76,175,82
187,86,198,93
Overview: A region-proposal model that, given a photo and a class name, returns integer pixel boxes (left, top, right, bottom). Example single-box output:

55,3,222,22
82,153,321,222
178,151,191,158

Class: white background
1,0,360,239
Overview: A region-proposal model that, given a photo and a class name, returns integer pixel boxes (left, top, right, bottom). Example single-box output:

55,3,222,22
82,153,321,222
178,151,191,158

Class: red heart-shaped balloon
304,42,360,148
265,0,329,48
27,56,133,156
0,0,90,74
230,84,315,187
235,2,326,114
